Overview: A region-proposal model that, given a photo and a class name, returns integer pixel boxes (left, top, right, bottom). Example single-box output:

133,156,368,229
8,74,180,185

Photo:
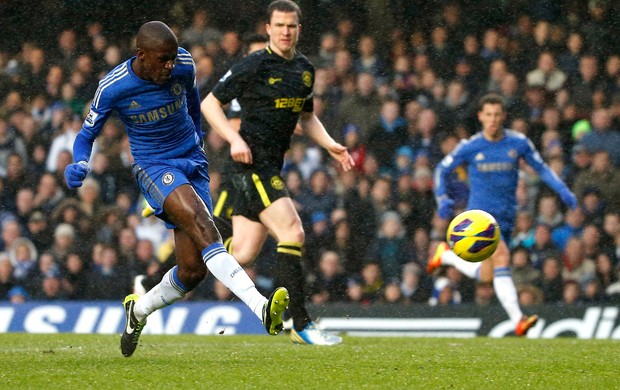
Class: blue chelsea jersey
81,48,200,162
435,129,560,224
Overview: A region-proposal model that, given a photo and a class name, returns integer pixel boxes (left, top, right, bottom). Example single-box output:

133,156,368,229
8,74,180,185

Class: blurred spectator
181,9,222,49
524,223,561,269
581,224,602,263
0,118,27,178
310,250,348,304
557,31,584,78
49,223,76,263
35,274,66,300
526,51,567,92
298,168,337,220
429,272,461,306
551,207,585,251
518,284,544,306
212,31,241,81
540,256,564,303
0,220,22,254
568,55,606,116
573,150,620,209
353,35,387,83
366,211,411,281
511,246,541,288
562,236,596,284
328,217,363,276
561,279,582,305
61,252,88,300
535,194,563,228
282,140,321,182
594,252,616,291
9,237,38,290
382,280,405,304
601,211,620,256
3,153,28,212
400,262,432,303
8,286,28,304
336,72,382,143
341,124,366,172
310,32,338,69
0,252,16,299
303,211,331,270
408,109,443,166
580,186,607,227
88,152,119,205
359,262,384,304
578,109,620,167
46,113,80,173
367,99,408,170
87,245,130,300
474,282,496,306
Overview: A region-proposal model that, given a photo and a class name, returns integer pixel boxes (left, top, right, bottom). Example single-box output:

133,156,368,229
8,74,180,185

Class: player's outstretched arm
522,140,578,210
299,111,354,171
201,93,253,164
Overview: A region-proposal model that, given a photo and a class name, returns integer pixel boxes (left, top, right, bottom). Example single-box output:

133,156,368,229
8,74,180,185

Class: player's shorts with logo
132,148,212,229
229,168,289,222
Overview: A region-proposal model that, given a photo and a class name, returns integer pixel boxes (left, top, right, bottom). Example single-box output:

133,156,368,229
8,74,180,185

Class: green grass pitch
0,334,617,389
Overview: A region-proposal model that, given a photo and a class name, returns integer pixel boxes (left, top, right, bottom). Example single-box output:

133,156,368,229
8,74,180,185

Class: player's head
477,93,506,139
135,21,178,85
266,0,301,58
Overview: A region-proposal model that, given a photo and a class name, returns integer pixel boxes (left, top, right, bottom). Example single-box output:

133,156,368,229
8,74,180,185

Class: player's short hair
267,0,302,23
478,93,506,112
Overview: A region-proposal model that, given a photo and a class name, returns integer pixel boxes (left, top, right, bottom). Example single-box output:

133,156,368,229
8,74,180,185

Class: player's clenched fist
64,161,90,188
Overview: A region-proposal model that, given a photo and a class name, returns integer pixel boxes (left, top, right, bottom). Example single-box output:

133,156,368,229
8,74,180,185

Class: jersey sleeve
302,65,315,113
521,137,571,195
74,89,114,163
177,48,203,140
434,140,469,201
211,57,258,105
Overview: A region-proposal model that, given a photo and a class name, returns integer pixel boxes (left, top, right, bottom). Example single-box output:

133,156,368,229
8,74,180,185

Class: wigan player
429,93,577,336
202,0,353,345
64,21,289,357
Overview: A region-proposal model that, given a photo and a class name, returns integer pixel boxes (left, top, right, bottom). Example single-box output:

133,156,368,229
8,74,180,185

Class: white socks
493,267,523,325
443,250,523,325
441,249,481,278
134,266,187,323
202,243,267,320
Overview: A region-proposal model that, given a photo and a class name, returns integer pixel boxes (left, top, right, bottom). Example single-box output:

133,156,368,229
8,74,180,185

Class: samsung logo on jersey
129,98,183,124
274,97,305,112
477,162,514,172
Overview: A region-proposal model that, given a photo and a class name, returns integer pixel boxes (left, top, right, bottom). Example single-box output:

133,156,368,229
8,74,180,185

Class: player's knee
282,225,304,244
231,240,261,265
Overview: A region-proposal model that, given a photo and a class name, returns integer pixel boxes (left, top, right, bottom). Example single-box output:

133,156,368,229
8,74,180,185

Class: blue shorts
496,218,513,243
467,208,513,243
132,149,212,229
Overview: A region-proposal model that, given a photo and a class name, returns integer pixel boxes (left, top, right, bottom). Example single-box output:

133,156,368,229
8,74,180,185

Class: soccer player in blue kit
429,93,578,336
64,21,289,357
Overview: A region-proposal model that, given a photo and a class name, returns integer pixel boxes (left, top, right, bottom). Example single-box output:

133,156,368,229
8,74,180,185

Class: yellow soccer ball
446,209,501,262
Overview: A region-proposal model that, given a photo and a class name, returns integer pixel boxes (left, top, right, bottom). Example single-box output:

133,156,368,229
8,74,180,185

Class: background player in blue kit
64,21,289,357
429,93,578,336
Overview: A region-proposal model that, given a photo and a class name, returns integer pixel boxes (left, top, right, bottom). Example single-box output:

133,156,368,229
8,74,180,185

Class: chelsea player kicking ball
446,209,500,262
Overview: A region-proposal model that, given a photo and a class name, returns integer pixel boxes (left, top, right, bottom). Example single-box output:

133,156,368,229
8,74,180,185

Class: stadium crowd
1,0,620,309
